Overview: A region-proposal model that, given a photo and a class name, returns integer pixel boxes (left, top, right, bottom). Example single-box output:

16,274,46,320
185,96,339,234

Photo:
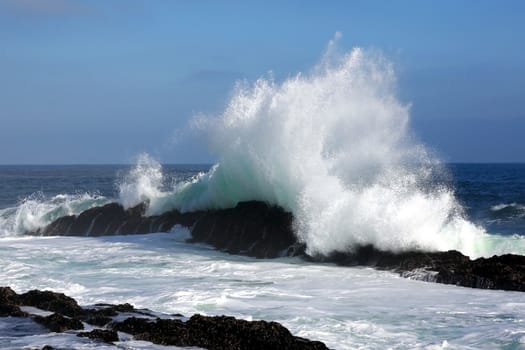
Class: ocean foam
0,192,110,236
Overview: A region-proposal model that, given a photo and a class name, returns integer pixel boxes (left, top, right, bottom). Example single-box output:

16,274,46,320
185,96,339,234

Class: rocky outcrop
189,201,297,258
112,314,327,350
35,202,201,236
28,200,525,292
0,287,329,350
32,200,298,258
316,246,525,291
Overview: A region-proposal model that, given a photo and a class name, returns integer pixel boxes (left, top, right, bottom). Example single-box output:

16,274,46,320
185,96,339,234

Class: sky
0,0,524,164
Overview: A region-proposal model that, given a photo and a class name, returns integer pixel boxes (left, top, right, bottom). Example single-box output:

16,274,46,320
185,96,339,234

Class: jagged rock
1,287,329,349
189,201,297,258
33,313,84,332
314,245,525,292
34,202,202,236
110,314,329,350
78,329,119,343
0,304,26,317
81,303,147,326
19,290,84,317
0,286,26,316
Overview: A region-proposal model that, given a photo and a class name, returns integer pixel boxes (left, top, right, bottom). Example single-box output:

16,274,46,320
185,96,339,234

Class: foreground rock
29,200,525,292
0,287,328,350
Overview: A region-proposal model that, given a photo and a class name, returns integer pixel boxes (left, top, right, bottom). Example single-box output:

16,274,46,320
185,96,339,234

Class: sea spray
0,192,109,236
115,39,525,258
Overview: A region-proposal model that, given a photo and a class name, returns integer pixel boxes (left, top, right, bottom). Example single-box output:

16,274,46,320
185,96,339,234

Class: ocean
1,163,525,349
2,47,525,349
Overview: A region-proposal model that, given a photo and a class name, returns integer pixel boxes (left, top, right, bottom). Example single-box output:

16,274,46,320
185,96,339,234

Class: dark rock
0,286,26,317
33,313,84,332
110,314,328,350
41,346,55,350
83,314,112,327
33,202,202,236
313,245,525,292
78,329,119,343
190,201,297,258
81,303,147,326
0,286,19,305
19,290,84,317
0,304,27,317
2,287,328,348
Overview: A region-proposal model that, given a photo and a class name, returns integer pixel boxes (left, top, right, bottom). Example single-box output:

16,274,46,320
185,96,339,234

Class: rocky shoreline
0,287,328,349
31,200,525,292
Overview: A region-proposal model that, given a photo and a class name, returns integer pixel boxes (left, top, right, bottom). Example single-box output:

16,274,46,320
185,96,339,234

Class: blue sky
0,0,524,164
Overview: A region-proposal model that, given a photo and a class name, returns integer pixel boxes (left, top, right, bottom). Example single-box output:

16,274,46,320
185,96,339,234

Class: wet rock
0,287,26,317
81,303,145,326
111,314,329,350
314,245,525,292
0,286,19,304
19,290,84,317
33,202,202,236
33,313,84,332
190,201,297,258
78,329,119,343
0,304,26,317
1,287,329,348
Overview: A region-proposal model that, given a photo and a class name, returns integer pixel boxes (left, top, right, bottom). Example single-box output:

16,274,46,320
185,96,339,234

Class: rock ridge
28,200,525,292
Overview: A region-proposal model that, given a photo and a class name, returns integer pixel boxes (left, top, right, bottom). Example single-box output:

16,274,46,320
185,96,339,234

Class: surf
111,37,520,258
2,37,525,259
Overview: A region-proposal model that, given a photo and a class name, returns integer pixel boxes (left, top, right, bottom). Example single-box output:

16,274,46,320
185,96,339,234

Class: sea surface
1,163,525,349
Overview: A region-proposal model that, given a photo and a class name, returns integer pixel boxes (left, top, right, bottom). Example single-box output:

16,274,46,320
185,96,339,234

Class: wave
0,192,110,236
490,203,525,216
112,36,525,258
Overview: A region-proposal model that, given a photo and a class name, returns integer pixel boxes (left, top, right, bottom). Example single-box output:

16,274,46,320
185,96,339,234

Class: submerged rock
77,329,119,343
33,313,84,332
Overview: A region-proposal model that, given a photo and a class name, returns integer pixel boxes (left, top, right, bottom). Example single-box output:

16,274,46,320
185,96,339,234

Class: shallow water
1,231,524,349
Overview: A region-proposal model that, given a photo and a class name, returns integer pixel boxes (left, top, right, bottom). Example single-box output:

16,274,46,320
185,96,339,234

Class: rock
0,286,26,317
19,290,84,317
110,314,329,350
30,200,298,258
33,313,84,332
81,303,147,326
1,287,329,348
0,286,20,304
33,202,202,236
78,329,119,343
314,246,525,292
189,201,297,258
0,304,26,317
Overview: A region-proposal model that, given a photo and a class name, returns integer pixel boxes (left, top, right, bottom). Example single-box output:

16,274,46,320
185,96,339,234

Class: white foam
113,36,525,258
1,233,525,349
0,192,110,236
